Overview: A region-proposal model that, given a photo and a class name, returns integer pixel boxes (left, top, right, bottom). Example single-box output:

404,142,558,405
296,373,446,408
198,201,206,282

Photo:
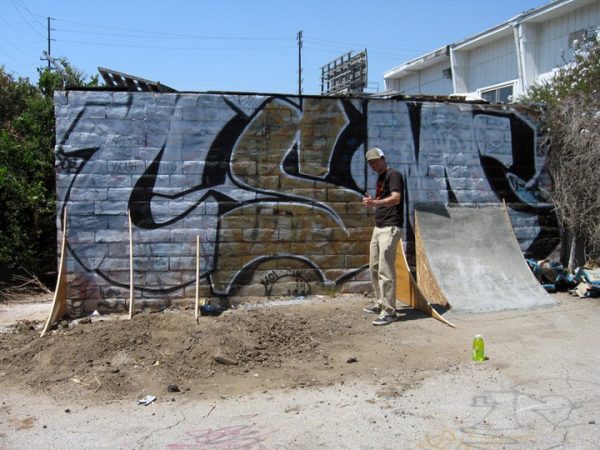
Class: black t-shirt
374,167,404,228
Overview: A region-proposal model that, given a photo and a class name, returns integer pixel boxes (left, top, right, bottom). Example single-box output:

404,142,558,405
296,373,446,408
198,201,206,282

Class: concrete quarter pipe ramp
414,204,554,313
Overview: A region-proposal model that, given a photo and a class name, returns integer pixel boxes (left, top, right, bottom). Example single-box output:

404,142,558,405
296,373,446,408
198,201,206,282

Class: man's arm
375,191,401,207
363,191,401,208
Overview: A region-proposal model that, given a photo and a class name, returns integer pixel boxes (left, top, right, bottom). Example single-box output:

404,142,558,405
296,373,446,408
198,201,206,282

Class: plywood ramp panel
41,207,68,337
395,240,455,328
415,212,449,307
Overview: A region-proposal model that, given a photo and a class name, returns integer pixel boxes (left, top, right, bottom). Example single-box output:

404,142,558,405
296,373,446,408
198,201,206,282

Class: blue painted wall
54,92,557,309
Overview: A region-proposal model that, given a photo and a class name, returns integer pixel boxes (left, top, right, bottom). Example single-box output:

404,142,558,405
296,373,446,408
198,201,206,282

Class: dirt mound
4,296,431,402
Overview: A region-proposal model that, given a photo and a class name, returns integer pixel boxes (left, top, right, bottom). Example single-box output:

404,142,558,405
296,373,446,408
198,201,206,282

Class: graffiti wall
54,91,558,309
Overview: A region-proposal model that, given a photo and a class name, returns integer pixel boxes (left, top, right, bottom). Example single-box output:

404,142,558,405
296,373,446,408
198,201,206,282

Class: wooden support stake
41,206,69,337
128,209,134,320
195,235,200,319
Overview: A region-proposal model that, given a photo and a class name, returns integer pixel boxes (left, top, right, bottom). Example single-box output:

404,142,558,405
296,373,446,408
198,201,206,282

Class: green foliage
524,37,600,107
523,36,600,261
37,57,98,97
0,62,98,280
0,69,37,127
0,68,56,276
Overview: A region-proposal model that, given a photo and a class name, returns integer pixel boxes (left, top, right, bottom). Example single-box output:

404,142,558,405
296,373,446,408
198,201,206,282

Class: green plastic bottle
472,335,485,362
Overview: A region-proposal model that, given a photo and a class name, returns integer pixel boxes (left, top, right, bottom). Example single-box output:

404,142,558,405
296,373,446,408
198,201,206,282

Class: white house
383,0,600,102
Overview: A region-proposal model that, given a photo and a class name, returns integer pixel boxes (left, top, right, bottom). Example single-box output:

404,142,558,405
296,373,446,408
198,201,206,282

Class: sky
1,0,552,95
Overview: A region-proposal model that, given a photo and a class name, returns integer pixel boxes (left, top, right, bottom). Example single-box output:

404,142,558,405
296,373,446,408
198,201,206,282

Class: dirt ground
0,291,464,404
3,289,600,449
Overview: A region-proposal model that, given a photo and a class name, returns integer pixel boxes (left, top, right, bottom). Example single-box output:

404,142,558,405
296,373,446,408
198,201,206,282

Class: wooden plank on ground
128,209,134,320
195,235,200,319
41,207,68,337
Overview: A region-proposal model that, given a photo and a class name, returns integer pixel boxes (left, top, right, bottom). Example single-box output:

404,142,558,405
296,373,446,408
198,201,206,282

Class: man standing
362,147,404,326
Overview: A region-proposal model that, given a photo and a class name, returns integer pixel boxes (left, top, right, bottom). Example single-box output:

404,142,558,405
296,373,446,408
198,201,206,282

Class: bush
523,36,600,266
0,68,55,278
0,63,98,284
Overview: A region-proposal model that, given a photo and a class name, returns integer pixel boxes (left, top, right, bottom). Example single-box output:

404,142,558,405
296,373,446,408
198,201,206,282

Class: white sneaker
363,305,381,314
372,314,397,326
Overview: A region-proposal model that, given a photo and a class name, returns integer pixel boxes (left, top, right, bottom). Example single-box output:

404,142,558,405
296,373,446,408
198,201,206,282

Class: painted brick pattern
54,91,558,310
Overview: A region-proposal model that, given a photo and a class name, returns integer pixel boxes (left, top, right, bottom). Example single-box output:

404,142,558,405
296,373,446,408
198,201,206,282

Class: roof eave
384,46,449,79
383,0,597,80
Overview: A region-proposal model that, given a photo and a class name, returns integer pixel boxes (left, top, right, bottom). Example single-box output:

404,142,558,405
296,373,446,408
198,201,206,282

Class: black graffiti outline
127,94,366,295
221,96,360,230
224,255,323,297
56,95,558,298
56,97,203,293
129,95,355,230
473,110,560,256
60,95,368,295
260,269,314,297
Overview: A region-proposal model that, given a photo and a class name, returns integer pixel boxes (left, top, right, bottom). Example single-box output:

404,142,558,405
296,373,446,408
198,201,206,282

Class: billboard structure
320,50,368,95
98,67,176,93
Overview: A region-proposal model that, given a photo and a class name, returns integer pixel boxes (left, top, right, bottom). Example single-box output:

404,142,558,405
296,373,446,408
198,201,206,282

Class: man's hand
363,194,376,208
363,191,401,208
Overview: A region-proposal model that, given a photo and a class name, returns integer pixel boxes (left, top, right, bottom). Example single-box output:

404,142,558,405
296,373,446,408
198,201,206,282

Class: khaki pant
369,226,402,316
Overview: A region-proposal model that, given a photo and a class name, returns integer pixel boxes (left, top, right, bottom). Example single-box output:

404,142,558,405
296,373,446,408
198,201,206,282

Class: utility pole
47,17,55,70
41,18,64,86
297,30,303,96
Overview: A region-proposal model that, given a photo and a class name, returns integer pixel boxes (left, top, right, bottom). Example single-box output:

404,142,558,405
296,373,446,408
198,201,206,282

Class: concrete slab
0,302,50,328
415,204,554,312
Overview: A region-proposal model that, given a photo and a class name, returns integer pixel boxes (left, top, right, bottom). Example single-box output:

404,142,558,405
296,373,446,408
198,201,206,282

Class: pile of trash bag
527,259,600,298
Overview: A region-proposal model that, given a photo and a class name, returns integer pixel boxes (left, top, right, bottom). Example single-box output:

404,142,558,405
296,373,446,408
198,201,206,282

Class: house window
568,29,586,48
569,27,600,48
481,84,514,103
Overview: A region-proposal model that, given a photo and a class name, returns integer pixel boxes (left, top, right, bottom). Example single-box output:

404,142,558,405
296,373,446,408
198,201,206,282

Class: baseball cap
365,147,385,161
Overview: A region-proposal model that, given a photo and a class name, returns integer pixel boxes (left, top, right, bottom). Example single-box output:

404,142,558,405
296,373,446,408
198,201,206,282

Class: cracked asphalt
2,294,600,449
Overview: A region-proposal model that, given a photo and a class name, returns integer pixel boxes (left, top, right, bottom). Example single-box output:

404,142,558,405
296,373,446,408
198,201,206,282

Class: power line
304,41,423,59
0,7,417,93
0,18,36,67
0,61,19,75
0,39,38,74
12,0,46,24
0,41,40,49
0,13,43,53
4,3,293,43
52,27,295,42
54,18,292,41
8,0,45,38
51,22,421,55
304,45,417,60
0,43,27,66
305,37,425,53
4,8,415,59
54,38,293,51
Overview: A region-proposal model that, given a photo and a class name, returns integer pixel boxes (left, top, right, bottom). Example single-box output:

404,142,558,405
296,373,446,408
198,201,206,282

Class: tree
38,57,99,96
523,36,600,269
0,61,97,285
